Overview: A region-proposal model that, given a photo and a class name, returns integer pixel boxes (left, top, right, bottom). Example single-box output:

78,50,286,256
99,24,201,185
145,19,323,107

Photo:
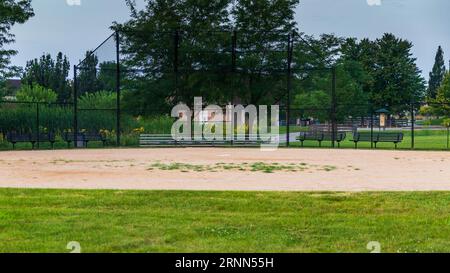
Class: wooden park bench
352,132,404,149
297,131,347,148
63,132,107,148
6,132,56,149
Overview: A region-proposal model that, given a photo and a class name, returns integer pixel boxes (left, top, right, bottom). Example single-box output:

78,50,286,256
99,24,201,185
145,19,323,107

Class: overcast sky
9,0,450,79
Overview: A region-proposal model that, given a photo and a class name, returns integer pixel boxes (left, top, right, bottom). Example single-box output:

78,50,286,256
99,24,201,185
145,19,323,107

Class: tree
0,0,34,79
115,0,300,115
97,61,118,92
77,51,102,95
428,46,446,100
115,0,232,114
434,72,450,116
293,34,344,70
293,61,369,122
53,52,71,102
339,34,425,114
292,35,371,121
232,0,299,105
22,52,71,102
371,34,426,113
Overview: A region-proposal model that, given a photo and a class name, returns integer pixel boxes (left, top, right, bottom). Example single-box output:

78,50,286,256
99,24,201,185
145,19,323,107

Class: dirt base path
0,148,449,191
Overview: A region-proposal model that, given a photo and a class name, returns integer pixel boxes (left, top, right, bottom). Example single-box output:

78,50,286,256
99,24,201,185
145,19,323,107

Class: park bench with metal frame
63,132,107,148
296,131,347,148
352,132,404,149
6,132,56,149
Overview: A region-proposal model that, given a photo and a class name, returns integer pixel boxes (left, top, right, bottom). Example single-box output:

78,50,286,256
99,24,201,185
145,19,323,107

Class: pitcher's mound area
0,148,449,191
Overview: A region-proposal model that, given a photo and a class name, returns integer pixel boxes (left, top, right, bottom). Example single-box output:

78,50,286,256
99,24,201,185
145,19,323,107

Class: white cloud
367,0,382,6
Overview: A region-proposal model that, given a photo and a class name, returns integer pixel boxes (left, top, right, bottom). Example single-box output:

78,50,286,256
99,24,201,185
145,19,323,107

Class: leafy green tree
22,52,71,102
115,0,232,113
338,34,425,115
434,72,450,116
293,34,344,70
16,84,58,103
292,35,370,121
0,0,34,79
428,46,446,100
232,0,299,105
115,0,299,114
370,34,426,113
294,62,369,122
340,38,377,96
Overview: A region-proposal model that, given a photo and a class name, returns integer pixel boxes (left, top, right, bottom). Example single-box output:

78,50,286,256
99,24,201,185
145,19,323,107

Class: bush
443,118,450,128
0,89,174,144
16,85,57,103
78,91,116,109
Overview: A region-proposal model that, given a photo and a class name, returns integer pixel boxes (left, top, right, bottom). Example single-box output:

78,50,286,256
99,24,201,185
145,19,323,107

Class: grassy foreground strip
1,189,449,253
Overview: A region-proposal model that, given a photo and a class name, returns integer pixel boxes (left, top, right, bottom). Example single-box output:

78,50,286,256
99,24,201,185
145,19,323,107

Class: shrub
16,85,58,103
78,91,116,109
443,118,450,128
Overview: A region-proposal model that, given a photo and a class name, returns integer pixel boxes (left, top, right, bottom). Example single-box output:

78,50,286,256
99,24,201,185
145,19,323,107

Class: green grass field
1,129,449,151
291,129,450,150
1,188,450,253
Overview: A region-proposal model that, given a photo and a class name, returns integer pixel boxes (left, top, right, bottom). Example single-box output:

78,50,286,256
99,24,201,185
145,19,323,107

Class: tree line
1,0,448,121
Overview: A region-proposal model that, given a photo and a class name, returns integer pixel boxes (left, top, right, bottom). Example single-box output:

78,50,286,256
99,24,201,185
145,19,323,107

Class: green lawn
291,129,450,150
1,189,450,253
1,129,449,151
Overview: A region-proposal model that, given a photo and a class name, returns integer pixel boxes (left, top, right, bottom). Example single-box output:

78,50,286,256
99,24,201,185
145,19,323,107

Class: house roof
6,79,21,90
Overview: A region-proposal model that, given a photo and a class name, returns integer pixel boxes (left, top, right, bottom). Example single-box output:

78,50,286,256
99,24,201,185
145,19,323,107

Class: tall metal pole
331,66,337,148
116,31,121,147
286,33,293,147
73,65,78,148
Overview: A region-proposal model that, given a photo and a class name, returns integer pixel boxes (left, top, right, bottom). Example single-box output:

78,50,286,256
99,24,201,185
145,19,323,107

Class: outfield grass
1,189,450,253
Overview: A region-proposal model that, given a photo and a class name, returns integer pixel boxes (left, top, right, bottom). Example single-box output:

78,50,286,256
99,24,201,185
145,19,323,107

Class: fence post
116,31,121,147
36,102,40,149
331,66,337,148
370,111,374,149
411,101,415,150
232,30,237,73
286,33,293,147
73,65,78,148
174,30,179,97
447,126,449,150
